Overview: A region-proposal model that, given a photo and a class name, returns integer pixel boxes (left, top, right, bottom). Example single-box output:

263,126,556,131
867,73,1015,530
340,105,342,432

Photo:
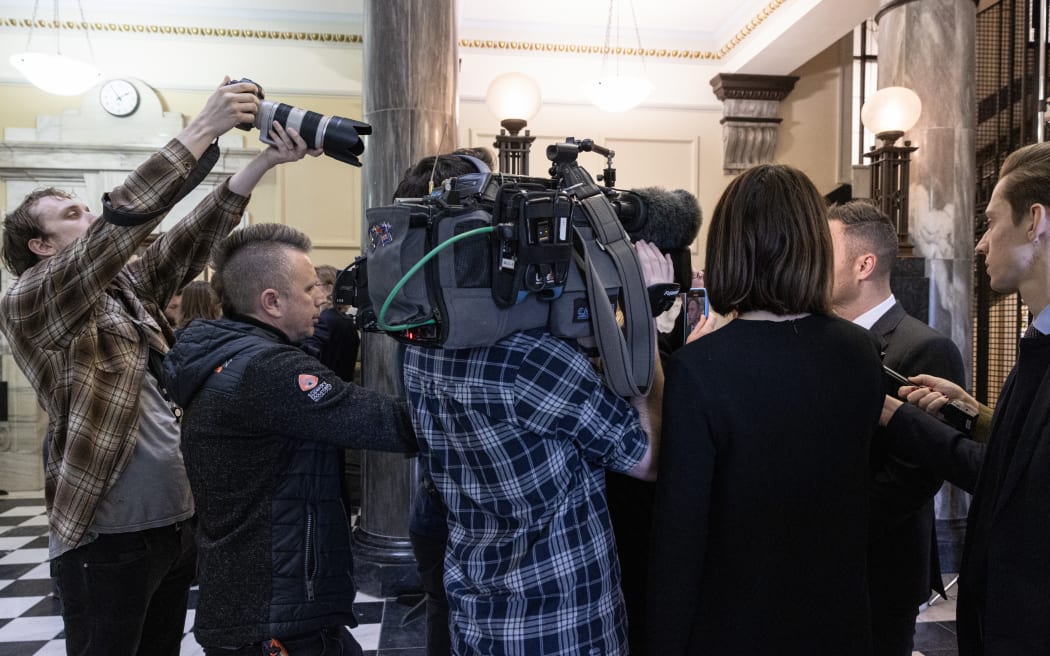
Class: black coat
647,315,884,655
884,335,1050,655
302,308,360,382
163,316,415,647
868,303,966,616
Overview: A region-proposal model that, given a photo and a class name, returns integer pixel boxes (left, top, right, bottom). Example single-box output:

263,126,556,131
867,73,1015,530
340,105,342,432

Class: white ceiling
2,1,777,42
0,0,879,106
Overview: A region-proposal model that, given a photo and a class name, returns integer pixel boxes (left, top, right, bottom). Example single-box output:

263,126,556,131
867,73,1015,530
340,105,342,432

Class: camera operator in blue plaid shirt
402,241,668,656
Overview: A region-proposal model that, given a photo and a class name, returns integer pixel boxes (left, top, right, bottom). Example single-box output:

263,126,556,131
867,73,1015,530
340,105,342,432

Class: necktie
1023,324,1043,339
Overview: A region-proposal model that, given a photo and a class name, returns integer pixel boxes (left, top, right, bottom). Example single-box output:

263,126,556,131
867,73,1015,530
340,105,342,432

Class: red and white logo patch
297,373,333,402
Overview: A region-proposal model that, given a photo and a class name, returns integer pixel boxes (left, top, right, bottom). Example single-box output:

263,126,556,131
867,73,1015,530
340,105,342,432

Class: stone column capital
709,74,799,173
709,73,799,102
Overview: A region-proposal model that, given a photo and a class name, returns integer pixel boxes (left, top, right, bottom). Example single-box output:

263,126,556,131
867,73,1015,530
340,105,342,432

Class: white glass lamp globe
860,86,922,141
10,52,101,96
485,72,542,130
584,75,654,113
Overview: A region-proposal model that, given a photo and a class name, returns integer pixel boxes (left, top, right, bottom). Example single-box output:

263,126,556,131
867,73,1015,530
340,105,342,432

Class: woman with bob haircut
646,164,884,655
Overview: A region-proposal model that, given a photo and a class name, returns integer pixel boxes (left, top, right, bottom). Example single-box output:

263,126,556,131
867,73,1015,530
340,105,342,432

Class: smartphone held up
683,287,709,341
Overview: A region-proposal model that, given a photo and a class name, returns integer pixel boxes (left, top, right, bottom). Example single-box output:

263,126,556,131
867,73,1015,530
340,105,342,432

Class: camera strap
575,193,655,397
102,142,221,227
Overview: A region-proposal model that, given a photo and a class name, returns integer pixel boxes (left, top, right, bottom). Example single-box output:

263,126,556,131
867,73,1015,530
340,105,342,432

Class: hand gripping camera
228,78,372,166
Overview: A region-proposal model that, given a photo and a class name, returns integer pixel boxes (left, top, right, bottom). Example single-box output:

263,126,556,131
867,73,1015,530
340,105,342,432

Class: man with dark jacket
881,141,1050,655
828,201,966,655
162,223,417,655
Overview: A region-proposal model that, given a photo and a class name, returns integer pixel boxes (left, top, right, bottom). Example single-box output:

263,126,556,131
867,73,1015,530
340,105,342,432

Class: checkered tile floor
0,490,958,656
0,491,424,656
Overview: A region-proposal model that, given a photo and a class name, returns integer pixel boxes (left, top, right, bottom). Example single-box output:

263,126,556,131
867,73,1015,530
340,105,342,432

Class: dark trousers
51,520,197,656
870,603,919,656
606,472,655,656
203,625,364,656
409,530,451,656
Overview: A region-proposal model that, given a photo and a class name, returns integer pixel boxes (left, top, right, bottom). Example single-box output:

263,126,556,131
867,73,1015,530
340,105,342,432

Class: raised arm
128,121,321,307
173,77,261,160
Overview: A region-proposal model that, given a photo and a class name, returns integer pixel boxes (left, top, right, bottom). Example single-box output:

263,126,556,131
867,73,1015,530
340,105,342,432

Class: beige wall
777,41,850,197
459,39,848,272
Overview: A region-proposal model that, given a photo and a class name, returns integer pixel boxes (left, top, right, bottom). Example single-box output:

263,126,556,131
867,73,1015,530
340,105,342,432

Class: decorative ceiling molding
459,0,787,61
458,37,720,60
0,18,362,44
1,0,787,58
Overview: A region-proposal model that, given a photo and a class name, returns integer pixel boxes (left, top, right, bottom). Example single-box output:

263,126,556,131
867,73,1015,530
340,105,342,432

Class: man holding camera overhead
0,78,315,655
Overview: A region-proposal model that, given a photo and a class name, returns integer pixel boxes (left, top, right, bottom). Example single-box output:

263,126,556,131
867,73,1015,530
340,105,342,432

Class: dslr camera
227,78,372,166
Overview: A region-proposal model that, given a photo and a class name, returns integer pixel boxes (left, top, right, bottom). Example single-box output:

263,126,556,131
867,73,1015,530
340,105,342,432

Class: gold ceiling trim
0,18,362,44
460,0,787,61
2,0,785,56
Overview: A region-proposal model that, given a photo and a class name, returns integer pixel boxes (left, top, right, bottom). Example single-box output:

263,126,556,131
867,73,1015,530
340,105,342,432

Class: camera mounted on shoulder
336,138,682,397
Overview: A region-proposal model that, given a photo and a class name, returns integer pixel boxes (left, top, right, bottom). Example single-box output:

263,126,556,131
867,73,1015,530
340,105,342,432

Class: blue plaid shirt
404,330,648,656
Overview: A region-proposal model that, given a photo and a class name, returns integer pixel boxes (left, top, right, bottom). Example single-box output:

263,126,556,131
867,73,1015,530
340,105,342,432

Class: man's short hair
997,141,1050,225
705,164,832,316
827,201,898,279
2,188,74,276
453,146,495,170
211,224,312,317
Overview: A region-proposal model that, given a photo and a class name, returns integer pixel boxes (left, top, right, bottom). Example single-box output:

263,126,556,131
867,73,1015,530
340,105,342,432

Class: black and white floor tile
0,491,955,655
0,491,424,656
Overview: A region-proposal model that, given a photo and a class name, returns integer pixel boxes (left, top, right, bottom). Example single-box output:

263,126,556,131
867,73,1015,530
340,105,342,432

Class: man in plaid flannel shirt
402,242,668,656
0,78,318,655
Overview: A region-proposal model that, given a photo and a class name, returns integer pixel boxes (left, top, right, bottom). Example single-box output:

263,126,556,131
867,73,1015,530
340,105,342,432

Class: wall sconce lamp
861,86,923,255
10,0,102,96
486,72,541,176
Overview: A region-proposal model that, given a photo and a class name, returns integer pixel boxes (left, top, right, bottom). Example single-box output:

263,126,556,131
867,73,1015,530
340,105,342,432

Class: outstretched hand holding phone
685,306,736,344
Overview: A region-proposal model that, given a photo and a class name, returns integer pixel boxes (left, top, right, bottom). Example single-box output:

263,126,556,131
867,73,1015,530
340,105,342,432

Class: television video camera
337,138,698,396
227,78,372,166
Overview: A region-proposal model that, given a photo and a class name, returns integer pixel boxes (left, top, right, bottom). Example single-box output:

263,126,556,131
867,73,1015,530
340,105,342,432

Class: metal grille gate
973,0,1037,406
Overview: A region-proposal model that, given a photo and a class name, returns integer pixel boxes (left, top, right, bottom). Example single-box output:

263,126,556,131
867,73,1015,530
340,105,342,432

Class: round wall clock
99,79,140,117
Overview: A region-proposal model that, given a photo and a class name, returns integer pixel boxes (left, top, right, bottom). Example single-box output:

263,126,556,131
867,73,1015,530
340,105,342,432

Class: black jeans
51,520,197,656
870,603,919,656
203,626,364,656
409,529,451,656
409,476,451,656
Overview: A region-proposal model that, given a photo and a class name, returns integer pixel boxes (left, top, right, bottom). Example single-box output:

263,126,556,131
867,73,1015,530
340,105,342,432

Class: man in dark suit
829,201,966,656
881,141,1050,655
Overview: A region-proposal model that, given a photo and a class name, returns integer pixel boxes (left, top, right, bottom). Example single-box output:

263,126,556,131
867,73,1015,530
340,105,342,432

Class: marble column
876,0,976,570
354,0,458,597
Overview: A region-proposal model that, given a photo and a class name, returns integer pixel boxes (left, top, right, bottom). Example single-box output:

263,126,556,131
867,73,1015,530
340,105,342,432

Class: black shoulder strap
102,142,221,227
574,193,655,397
556,161,654,397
